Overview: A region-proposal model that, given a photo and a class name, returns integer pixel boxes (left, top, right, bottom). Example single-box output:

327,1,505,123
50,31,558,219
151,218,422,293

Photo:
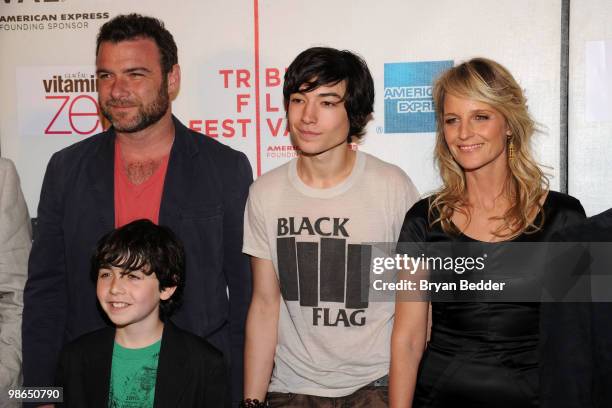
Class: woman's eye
475,114,489,120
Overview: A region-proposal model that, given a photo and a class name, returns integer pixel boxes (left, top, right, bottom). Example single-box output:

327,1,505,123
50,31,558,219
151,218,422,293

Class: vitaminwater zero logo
276,217,370,327
384,60,453,133
16,66,103,138
42,72,101,135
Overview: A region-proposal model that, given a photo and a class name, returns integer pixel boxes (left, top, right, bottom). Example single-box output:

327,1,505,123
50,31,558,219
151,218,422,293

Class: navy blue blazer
57,321,227,407
23,116,252,403
541,208,612,408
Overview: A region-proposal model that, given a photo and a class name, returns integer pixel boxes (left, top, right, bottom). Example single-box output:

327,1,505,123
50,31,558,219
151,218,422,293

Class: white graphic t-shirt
243,151,419,397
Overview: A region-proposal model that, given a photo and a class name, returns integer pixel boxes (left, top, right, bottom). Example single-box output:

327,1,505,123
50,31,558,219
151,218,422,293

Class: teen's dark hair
96,13,178,75
91,219,185,321
283,47,375,142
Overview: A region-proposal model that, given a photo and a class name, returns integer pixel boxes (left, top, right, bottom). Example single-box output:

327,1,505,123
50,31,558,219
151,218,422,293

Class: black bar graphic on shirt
320,238,346,302
277,237,298,301
346,244,371,309
297,242,319,307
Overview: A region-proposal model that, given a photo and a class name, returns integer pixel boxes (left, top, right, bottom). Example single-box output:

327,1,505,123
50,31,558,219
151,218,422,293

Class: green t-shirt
108,339,162,408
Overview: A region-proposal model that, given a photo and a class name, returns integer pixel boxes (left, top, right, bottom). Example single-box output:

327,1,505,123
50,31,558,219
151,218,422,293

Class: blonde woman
390,58,585,407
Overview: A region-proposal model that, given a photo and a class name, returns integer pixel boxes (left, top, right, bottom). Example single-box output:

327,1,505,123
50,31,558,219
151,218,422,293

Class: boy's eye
99,271,111,278
322,101,337,107
127,273,142,280
290,97,304,104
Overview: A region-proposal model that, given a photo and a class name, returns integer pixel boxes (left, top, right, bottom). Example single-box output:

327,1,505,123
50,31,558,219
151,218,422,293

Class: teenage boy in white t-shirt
241,47,421,407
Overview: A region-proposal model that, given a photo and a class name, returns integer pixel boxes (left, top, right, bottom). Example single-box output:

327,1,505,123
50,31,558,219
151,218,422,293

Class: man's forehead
96,37,163,73
297,79,347,96
96,37,160,59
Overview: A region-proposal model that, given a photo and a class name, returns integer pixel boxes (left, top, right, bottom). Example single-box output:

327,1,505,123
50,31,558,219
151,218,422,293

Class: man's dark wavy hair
96,13,178,75
283,47,375,142
91,219,185,321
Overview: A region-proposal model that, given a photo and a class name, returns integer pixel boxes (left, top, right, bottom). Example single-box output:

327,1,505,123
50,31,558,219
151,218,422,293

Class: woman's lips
458,143,484,152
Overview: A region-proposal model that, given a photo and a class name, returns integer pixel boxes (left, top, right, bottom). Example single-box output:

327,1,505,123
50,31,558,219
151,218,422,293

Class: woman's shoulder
399,196,435,242
543,191,586,232
545,191,585,216
405,196,432,219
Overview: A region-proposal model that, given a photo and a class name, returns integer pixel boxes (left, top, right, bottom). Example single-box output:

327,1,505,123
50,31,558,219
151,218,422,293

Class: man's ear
160,285,177,301
167,64,181,99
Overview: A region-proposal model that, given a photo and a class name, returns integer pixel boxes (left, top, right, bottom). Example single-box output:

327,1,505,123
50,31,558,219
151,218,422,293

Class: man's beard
100,81,170,133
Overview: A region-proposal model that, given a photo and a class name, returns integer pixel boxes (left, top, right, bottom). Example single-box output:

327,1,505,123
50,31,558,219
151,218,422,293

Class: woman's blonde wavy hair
430,57,548,238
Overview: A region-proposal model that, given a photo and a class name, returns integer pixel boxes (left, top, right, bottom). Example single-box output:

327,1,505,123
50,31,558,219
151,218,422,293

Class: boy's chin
104,314,133,328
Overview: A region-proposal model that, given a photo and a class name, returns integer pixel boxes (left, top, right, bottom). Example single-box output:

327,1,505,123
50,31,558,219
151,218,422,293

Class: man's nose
109,76,130,100
300,101,317,124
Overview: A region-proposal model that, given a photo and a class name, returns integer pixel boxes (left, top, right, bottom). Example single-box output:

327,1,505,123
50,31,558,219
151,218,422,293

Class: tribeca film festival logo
276,216,370,327
383,60,453,133
17,67,102,137
187,67,299,160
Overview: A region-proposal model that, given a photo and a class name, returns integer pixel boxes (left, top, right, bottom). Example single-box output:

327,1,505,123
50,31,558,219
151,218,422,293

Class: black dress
398,191,585,408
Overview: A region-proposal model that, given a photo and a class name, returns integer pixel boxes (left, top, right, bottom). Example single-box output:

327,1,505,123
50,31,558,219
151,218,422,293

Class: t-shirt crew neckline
288,150,366,199
113,338,161,360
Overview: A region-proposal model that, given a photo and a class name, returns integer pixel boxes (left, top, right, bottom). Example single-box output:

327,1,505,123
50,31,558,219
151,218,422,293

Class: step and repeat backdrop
1,0,607,216
568,0,612,216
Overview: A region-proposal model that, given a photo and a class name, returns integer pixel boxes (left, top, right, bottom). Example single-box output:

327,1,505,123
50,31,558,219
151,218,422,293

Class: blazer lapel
159,116,199,228
154,322,189,408
86,129,115,229
84,328,115,408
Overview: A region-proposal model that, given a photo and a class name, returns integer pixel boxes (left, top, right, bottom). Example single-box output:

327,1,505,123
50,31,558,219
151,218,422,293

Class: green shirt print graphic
108,339,161,408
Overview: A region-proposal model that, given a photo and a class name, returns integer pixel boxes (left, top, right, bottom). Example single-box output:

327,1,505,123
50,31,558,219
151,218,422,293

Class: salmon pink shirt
114,140,170,227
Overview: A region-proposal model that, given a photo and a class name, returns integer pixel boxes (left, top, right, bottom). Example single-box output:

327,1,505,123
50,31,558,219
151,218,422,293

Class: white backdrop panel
568,0,612,216
1,0,562,216
258,0,562,198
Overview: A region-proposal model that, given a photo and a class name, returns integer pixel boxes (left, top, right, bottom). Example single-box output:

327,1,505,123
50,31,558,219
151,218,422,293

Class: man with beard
22,14,251,407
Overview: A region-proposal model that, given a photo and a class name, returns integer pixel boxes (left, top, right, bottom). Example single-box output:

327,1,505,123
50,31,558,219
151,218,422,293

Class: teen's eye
322,101,337,107
98,271,111,278
289,97,304,104
126,273,142,280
